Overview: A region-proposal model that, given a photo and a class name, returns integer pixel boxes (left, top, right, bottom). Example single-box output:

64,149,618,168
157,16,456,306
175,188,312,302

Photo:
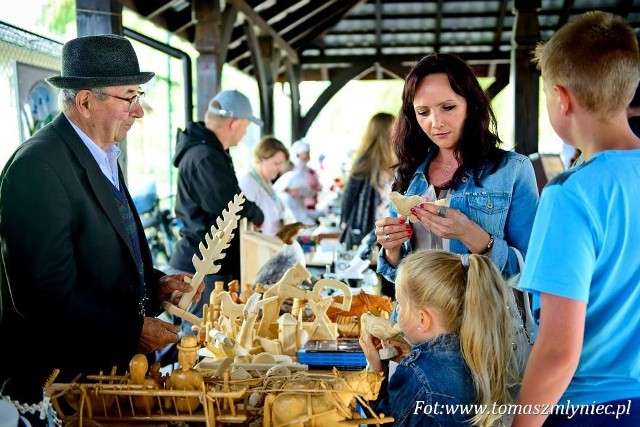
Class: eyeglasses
102,91,145,112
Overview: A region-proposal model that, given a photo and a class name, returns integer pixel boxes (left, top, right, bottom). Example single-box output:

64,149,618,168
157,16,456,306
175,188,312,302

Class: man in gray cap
158,90,264,366
0,34,203,408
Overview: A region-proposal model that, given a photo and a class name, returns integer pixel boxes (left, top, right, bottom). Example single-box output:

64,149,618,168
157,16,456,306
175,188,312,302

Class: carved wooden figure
228,279,242,304
162,193,245,326
305,278,353,341
128,354,160,414
257,262,312,338
263,369,391,427
277,313,298,357
360,312,404,360
239,281,255,304
218,290,245,337
167,335,205,413
209,280,226,323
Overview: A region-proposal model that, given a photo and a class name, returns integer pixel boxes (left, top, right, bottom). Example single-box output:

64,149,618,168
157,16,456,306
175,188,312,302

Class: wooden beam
244,21,273,134
286,59,302,141
194,0,224,118
511,2,541,155
76,0,122,36
301,63,371,136
228,0,299,64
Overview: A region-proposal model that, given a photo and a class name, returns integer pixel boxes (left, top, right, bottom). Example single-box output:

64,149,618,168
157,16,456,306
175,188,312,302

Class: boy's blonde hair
396,250,519,427
532,11,640,119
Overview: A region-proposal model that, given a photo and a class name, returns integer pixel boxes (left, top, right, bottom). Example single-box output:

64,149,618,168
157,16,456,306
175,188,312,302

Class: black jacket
0,114,164,403
169,122,264,279
339,171,380,249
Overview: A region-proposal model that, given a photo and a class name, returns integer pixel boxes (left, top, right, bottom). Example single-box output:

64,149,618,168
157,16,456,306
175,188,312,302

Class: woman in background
340,112,397,249
239,135,289,236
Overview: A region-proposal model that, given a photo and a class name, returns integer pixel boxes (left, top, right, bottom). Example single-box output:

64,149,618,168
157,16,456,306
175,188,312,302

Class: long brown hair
392,53,504,193
350,112,397,193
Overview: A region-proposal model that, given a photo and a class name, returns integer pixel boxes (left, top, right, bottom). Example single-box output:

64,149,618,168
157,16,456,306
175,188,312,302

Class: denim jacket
378,149,539,283
372,334,476,427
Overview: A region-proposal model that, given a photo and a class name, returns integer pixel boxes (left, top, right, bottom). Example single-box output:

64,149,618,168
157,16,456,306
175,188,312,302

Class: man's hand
137,317,179,353
157,273,205,306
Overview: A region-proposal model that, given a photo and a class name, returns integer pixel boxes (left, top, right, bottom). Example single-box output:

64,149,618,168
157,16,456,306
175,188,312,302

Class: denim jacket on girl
378,148,539,283
372,333,476,427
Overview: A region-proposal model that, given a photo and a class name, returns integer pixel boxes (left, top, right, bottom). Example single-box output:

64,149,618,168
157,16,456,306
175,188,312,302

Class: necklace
444,162,453,175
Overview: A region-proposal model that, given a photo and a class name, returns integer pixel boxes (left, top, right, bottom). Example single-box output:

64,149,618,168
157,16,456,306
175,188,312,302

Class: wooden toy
262,368,392,426
360,312,405,360
257,262,312,338
162,193,245,324
389,191,445,223
167,335,205,413
389,191,423,222
326,292,395,337
129,354,161,414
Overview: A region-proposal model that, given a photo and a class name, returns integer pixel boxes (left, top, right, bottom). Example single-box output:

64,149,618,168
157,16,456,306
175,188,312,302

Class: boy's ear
554,83,572,115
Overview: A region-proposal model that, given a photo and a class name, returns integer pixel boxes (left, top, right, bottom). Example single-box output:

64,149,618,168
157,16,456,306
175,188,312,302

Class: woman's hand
411,202,491,254
374,215,413,266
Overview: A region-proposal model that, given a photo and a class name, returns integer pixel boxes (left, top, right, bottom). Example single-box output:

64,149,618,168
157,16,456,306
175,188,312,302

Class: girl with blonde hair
361,249,520,427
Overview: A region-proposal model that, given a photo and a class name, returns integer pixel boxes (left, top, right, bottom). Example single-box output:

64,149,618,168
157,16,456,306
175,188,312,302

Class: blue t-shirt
519,149,640,405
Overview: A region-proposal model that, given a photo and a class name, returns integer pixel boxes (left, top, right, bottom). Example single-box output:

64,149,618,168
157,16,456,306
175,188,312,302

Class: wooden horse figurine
257,262,312,338
263,368,391,427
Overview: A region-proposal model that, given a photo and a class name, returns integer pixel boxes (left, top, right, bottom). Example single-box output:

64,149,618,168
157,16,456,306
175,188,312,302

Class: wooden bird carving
389,191,423,223
360,312,402,340
389,191,447,222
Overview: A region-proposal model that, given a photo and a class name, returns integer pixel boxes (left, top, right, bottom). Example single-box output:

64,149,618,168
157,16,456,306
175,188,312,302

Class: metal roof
119,0,640,81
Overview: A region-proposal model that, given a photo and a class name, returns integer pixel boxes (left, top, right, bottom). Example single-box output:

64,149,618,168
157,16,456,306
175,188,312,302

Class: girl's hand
359,333,384,373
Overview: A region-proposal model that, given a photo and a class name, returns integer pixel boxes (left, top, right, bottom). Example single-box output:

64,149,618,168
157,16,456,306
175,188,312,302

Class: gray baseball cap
208,89,264,126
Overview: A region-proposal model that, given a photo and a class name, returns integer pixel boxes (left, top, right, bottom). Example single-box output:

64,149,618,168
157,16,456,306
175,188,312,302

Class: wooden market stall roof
79,0,640,153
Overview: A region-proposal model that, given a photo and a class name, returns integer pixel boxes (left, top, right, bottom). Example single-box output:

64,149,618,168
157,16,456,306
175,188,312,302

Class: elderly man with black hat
0,34,203,412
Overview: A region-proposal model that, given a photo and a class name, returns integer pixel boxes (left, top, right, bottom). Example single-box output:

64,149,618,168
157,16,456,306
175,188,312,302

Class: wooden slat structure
76,0,640,154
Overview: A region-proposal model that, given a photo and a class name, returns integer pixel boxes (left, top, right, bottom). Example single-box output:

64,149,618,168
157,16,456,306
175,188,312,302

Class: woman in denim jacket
361,250,520,427
375,53,538,285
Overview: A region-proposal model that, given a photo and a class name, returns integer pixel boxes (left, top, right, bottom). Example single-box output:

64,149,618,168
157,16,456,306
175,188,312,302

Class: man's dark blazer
0,113,164,402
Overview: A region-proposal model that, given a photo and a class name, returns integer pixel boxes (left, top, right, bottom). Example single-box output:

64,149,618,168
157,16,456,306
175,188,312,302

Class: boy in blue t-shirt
513,11,640,427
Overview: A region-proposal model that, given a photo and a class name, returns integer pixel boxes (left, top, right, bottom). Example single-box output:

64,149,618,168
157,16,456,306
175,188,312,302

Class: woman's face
413,73,467,150
257,151,288,182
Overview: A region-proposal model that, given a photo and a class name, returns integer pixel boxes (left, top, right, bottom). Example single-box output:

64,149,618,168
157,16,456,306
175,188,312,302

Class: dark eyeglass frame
100,91,145,112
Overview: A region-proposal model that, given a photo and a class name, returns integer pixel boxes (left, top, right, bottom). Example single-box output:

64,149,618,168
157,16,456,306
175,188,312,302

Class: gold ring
385,234,391,242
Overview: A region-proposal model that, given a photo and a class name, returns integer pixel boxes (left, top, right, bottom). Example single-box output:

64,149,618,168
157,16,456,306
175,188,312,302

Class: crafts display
41,193,394,426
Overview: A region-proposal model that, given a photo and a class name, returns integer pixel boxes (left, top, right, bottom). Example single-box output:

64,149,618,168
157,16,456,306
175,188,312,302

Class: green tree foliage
39,0,75,37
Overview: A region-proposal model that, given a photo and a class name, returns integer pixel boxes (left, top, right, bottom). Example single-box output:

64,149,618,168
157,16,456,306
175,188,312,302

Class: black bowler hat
46,34,155,89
